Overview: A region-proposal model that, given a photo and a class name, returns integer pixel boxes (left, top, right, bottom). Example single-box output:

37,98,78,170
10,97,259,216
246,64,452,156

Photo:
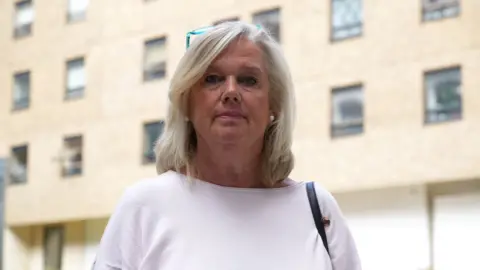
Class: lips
216,111,245,119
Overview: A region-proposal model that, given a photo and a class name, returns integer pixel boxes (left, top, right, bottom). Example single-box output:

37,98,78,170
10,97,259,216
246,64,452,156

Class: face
188,37,271,148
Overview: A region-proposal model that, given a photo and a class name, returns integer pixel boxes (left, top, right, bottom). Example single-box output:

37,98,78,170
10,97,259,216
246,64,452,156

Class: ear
269,111,276,122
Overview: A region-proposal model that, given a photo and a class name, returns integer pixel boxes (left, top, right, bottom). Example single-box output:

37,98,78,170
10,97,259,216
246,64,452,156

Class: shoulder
118,170,183,208
302,181,342,217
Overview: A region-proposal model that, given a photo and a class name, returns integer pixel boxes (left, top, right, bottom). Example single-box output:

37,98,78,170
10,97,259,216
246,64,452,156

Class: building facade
1,0,479,269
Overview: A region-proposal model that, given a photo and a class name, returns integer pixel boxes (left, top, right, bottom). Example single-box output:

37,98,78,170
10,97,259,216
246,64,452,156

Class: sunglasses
185,24,263,49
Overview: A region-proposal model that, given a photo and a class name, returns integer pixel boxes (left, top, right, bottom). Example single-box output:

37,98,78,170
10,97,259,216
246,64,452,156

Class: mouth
215,112,246,120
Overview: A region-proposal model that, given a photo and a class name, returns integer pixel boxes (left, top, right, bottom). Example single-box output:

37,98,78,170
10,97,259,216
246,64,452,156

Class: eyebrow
206,64,263,74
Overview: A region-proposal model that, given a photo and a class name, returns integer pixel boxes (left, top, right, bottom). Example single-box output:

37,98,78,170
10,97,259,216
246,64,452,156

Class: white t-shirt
93,170,361,270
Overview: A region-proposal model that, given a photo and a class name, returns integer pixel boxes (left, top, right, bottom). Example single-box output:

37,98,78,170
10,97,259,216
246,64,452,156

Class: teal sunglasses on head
185,26,213,50
185,24,263,50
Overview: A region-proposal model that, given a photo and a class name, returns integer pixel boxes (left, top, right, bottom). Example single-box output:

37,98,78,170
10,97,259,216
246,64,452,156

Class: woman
93,21,361,270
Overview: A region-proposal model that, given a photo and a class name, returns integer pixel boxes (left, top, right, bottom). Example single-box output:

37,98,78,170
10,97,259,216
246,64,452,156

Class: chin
215,131,245,144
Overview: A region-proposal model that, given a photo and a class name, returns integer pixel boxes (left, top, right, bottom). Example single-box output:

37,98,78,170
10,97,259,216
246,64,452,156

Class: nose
221,76,241,104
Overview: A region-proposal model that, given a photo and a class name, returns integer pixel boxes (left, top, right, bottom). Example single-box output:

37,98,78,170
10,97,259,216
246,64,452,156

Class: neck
193,141,265,188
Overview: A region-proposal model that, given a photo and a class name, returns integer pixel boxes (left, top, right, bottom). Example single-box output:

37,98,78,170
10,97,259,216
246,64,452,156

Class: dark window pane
143,121,165,164
14,0,33,38
425,67,462,123
62,136,83,177
13,71,30,110
422,0,460,21
144,38,167,81
10,145,28,184
253,9,281,42
331,85,364,138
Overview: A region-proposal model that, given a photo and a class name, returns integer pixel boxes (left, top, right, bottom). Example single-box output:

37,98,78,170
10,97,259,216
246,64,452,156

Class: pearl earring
270,115,275,122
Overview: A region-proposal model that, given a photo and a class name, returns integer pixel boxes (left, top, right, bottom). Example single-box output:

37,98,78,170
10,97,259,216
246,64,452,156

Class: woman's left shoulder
297,180,343,217
303,181,363,269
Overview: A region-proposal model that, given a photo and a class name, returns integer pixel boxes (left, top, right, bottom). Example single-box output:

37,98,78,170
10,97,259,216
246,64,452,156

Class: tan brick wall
1,0,479,225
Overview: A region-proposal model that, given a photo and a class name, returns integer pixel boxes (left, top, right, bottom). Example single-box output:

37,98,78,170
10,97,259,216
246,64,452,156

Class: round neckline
169,170,305,193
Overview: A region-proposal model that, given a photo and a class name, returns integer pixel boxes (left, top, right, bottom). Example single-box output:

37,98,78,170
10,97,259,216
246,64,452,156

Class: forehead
208,37,265,72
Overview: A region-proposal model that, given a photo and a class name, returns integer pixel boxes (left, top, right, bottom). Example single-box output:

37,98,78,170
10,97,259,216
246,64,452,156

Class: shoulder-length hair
154,21,296,187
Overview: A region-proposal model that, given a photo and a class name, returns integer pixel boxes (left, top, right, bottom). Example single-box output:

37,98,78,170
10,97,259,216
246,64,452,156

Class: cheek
189,91,216,127
250,95,270,126
189,90,207,117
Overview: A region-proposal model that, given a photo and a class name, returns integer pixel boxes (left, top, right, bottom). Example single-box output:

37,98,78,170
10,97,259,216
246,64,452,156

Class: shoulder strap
306,182,330,256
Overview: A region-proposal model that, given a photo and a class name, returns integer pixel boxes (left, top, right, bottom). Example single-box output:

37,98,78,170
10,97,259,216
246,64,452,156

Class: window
253,8,280,42
61,136,83,177
9,145,28,184
143,37,167,81
0,159,6,185
213,17,239,26
13,71,30,110
67,0,88,22
424,67,462,124
422,0,460,21
44,226,64,270
142,121,164,164
331,0,362,41
331,85,364,137
14,0,34,38
65,57,85,99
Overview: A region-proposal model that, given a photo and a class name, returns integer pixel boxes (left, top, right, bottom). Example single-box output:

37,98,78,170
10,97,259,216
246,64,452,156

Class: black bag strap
306,182,330,256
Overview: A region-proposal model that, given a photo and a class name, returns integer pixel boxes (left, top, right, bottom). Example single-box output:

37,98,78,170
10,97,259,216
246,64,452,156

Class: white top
93,171,362,270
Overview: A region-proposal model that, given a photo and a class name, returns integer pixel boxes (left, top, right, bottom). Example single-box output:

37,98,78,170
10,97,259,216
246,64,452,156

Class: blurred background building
1,0,479,269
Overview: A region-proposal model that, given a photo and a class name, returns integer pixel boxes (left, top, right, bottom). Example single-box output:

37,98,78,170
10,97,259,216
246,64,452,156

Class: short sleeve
93,188,144,270
315,183,362,270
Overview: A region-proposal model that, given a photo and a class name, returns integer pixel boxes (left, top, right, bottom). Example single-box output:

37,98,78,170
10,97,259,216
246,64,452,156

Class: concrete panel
433,191,480,270
335,186,431,270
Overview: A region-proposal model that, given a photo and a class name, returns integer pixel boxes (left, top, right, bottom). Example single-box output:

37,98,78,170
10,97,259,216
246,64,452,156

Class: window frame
143,37,167,82
65,56,86,100
423,66,462,125
61,135,83,177
13,0,34,38
421,0,460,22
9,144,29,185
142,120,165,164
330,84,365,138
252,7,281,42
330,0,363,42
66,0,88,23
12,70,31,111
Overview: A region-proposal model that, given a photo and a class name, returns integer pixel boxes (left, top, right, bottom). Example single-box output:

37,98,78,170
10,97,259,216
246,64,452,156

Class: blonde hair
154,21,296,187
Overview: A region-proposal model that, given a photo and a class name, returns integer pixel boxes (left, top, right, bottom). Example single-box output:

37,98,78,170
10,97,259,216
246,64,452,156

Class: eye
238,76,258,86
204,74,223,84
